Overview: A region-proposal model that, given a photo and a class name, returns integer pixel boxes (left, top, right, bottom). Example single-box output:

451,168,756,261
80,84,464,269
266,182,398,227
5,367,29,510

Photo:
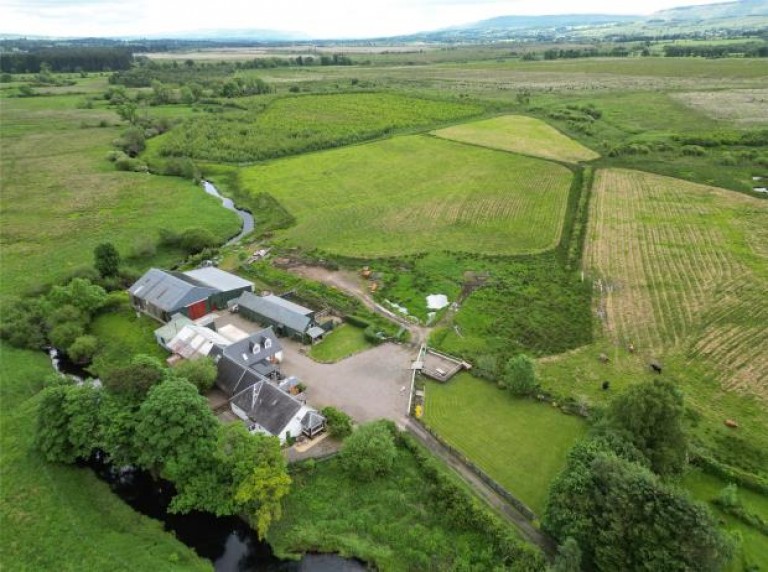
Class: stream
203,180,255,246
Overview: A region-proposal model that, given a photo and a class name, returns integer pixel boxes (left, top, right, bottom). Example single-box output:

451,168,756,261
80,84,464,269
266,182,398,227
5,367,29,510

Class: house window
264,338,272,349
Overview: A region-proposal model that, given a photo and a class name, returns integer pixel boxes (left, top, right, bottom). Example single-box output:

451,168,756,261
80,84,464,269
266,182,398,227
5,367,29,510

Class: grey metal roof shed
183,267,254,293
129,269,218,320
234,292,314,336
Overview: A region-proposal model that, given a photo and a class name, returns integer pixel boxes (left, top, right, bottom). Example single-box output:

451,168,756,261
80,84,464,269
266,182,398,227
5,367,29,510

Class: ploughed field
240,135,573,256
432,115,600,163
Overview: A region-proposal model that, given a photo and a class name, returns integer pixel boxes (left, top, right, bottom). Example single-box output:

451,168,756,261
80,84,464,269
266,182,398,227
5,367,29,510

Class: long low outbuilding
231,291,324,343
129,267,254,322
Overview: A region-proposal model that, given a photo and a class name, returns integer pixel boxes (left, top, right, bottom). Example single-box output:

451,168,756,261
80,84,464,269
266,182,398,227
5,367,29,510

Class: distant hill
448,14,639,31
653,0,768,20
132,28,311,42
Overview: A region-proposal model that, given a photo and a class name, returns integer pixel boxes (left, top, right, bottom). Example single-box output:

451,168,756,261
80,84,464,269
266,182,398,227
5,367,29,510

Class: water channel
202,180,255,246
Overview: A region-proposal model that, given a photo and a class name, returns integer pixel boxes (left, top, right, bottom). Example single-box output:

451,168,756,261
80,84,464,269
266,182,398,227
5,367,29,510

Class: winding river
202,180,255,246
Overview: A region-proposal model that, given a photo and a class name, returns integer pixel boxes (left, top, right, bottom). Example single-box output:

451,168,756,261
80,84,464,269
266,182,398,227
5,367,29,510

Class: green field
683,469,768,571
432,115,600,163
422,373,587,514
308,324,372,363
241,135,573,256
0,343,210,571
150,92,484,163
0,87,240,301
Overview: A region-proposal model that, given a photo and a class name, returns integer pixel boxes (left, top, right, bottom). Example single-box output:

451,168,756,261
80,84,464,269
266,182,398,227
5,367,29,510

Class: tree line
0,47,133,73
664,42,768,57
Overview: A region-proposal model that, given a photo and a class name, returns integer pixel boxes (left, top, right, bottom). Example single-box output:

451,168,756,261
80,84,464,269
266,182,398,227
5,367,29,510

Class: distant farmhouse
130,267,254,321
230,291,326,343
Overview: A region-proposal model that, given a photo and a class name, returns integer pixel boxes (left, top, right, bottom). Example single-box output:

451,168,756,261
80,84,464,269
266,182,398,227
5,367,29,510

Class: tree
551,537,581,572
0,298,46,349
102,354,166,402
341,421,397,481
67,334,98,363
605,379,688,476
544,439,732,571
114,126,145,157
94,242,121,278
45,278,107,315
134,379,218,475
504,354,538,396
172,357,217,393
48,321,84,350
179,227,217,254
36,380,101,463
321,406,353,439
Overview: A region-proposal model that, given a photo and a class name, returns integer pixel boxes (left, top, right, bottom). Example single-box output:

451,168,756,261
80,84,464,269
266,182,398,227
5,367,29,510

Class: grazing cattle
628,342,635,353
599,353,610,364
649,361,663,374
725,419,739,429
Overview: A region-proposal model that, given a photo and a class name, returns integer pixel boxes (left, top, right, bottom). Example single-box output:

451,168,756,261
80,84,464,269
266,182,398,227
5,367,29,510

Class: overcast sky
1,0,727,39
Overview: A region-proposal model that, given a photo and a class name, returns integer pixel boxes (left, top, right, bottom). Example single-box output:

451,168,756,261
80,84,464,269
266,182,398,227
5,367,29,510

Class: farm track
587,168,768,399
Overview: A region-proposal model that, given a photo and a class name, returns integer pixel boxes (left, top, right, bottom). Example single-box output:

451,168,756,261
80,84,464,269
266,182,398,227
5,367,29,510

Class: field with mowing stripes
241,135,573,256
422,373,587,514
586,169,768,400
432,115,600,163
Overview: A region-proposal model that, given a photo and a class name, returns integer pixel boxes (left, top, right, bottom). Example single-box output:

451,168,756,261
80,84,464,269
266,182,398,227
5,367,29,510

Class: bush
172,357,217,393
49,321,85,350
343,315,371,328
363,325,383,345
179,227,217,254
340,421,397,481
67,335,98,364
503,354,537,396
682,145,706,157
321,406,353,439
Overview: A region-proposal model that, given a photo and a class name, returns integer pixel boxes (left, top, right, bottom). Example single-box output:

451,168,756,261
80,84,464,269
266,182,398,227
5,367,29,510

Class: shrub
49,321,85,350
503,354,538,396
67,334,99,363
321,406,353,439
172,357,217,393
179,227,217,254
340,421,397,481
682,145,706,157
363,325,383,345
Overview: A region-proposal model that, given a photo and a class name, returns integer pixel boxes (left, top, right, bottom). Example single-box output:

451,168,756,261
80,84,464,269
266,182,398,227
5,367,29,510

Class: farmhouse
129,268,254,322
230,380,325,443
231,291,324,343
215,328,284,395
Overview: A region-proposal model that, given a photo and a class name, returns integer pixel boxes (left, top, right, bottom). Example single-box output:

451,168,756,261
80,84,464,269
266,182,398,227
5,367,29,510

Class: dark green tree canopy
544,439,732,571
504,354,538,396
605,378,688,476
94,242,121,278
102,354,166,403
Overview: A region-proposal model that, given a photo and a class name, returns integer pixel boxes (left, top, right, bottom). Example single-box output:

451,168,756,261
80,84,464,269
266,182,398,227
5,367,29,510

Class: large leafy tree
102,354,166,403
171,357,217,393
134,379,218,476
605,378,688,476
544,439,732,571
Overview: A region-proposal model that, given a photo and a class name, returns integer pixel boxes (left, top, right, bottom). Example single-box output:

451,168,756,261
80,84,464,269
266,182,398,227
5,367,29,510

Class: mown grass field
150,92,484,163
0,89,240,301
432,115,600,163
422,373,587,515
241,135,573,256
308,324,372,363
0,343,210,571
539,168,768,479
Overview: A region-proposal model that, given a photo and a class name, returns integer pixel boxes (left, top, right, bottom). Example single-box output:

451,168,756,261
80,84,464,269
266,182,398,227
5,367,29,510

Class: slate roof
216,357,264,396
301,411,326,433
222,327,282,370
235,292,314,333
129,269,217,313
231,380,302,437
183,267,254,293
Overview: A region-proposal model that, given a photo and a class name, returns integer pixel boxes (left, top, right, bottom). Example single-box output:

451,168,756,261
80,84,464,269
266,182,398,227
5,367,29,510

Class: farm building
231,292,324,343
154,314,194,349
215,328,284,395
167,325,231,361
129,268,254,322
230,380,325,443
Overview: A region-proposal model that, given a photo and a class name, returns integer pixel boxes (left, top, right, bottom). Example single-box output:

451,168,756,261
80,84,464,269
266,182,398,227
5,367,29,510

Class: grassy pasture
432,115,600,163
241,135,573,257
0,94,240,301
149,92,484,163
308,324,372,363
422,373,587,515
0,343,210,571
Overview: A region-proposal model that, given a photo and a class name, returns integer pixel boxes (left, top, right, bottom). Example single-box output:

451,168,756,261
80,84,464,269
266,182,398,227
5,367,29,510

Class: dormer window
264,338,272,350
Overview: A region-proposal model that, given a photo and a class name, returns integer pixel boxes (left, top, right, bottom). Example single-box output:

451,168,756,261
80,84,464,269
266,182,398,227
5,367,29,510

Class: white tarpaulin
426,294,449,310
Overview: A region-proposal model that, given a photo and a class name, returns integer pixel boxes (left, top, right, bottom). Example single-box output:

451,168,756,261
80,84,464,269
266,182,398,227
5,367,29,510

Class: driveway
281,339,414,427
